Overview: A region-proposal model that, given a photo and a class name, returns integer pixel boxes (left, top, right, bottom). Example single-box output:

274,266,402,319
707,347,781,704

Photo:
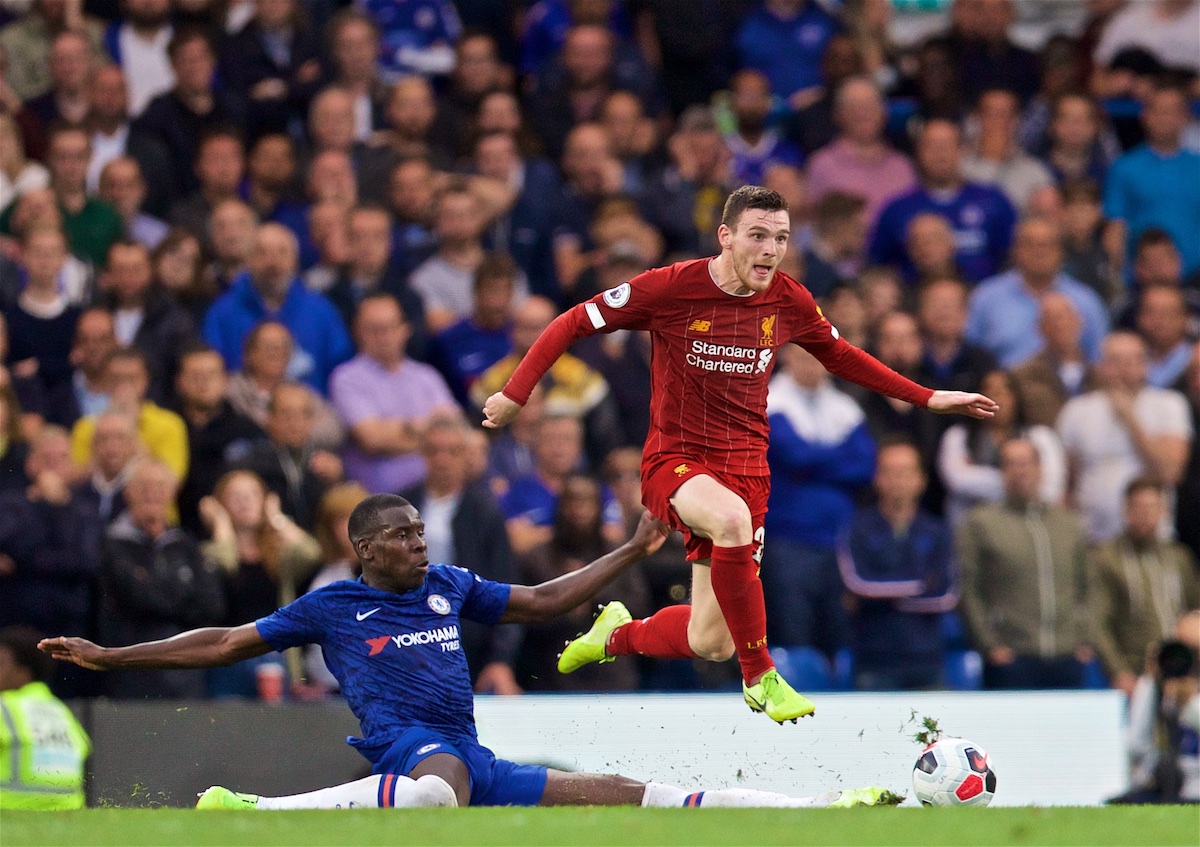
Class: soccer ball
911,737,997,806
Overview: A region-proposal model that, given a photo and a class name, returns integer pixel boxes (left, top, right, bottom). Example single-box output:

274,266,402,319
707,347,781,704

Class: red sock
709,543,774,684
607,605,696,659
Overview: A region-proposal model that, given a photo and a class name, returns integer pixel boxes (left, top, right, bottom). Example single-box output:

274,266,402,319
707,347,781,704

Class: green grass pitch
3,806,1196,846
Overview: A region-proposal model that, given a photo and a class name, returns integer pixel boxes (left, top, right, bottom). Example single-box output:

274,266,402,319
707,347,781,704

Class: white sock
256,774,458,809
641,781,836,808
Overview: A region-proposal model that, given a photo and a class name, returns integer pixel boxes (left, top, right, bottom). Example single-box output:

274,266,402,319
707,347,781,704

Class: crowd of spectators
0,0,1197,707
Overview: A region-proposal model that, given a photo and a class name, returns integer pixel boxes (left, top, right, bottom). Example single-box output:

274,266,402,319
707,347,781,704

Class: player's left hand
482,392,522,429
629,510,671,556
37,636,112,671
926,390,999,420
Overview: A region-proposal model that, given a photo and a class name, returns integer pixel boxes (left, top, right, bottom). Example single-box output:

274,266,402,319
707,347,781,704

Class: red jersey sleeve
500,267,674,405
789,287,935,408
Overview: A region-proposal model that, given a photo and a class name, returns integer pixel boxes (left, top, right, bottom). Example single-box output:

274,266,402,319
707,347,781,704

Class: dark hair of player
0,626,54,684
348,494,414,548
720,185,788,232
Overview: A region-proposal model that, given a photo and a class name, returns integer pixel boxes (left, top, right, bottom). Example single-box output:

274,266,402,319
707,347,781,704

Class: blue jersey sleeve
449,567,511,625
256,592,325,651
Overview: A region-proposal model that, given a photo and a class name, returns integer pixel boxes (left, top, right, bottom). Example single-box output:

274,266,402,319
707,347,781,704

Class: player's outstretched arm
926,390,999,419
500,511,669,624
38,623,272,672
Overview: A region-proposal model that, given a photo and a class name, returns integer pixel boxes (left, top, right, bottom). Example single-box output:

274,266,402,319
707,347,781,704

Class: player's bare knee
705,504,754,547
688,629,736,662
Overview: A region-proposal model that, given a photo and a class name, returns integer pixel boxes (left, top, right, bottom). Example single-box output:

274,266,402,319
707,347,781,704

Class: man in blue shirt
203,224,354,394
736,0,841,105
1104,81,1200,279
965,217,1109,369
357,0,460,82
39,495,893,810
869,119,1017,284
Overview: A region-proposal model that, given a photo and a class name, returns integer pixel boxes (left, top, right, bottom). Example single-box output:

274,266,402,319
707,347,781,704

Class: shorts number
752,526,765,564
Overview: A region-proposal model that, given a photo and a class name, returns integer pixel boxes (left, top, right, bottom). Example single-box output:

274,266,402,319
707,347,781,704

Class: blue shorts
370,726,548,807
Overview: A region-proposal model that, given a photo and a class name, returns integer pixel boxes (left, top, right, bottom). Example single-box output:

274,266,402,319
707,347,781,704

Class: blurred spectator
1093,0,1200,81
599,90,659,195
0,115,48,209
736,0,840,106
485,382,545,497
574,311,652,451
500,413,624,557
0,425,100,644
1091,478,1199,697
944,0,1038,104
1112,230,1200,336
206,198,257,291
1011,292,1098,428
167,129,245,247
199,469,320,696
150,228,212,326
431,252,517,410
1176,344,1200,558
202,223,353,394
902,35,966,125
938,369,1067,527
471,130,560,300
1038,93,1117,188
1058,331,1192,542
132,27,246,196
58,307,117,426
858,265,905,335
232,382,343,530
0,0,105,101
915,275,996,393
804,76,916,230
904,213,959,284
244,134,305,237
384,154,437,265
223,321,343,451
330,294,457,493
1016,35,1089,156
1059,178,1115,301
956,437,1092,689
327,203,427,353
104,0,174,117
839,437,956,691
0,625,91,809
433,32,509,157
358,0,460,83
23,30,94,130
516,473,649,692
0,382,29,492
1138,285,1195,389
761,344,876,654
98,457,224,698
219,0,322,137
174,344,261,535
965,217,1109,369
70,347,188,481
520,0,628,77
3,227,82,405
98,240,194,402
781,32,865,157
300,201,349,294
803,192,867,298
962,88,1054,213
303,87,389,204
399,417,521,694
547,122,621,287
85,64,173,217
1103,81,1200,280
869,119,1016,284
374,75,444,169
98,157,168,250
472,295,619,468
74,409,140,524
324,9,386,141
723,69,802,187
303,481,369,692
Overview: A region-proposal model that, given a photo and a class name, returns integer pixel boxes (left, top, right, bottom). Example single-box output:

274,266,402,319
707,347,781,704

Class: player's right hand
37,636,112,671
482,391,522,429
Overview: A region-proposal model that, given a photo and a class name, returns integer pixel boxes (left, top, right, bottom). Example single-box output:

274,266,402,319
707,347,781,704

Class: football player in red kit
483,186,996,722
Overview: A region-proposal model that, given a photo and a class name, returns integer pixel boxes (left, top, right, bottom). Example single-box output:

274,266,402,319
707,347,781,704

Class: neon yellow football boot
825,787,905,808
196,786,259,810
557,601,632,673
742,668,816,723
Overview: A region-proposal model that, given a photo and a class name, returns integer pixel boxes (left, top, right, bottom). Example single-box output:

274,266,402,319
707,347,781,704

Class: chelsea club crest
427,594,451,615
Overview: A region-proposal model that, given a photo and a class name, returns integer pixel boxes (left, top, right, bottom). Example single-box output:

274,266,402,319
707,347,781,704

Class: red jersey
502,258,934,476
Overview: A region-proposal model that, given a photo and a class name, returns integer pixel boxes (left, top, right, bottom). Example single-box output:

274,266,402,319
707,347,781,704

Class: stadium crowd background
0,0,1197,706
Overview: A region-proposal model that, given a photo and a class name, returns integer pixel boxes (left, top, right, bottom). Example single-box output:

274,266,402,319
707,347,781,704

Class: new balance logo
356,608,381,621
687,319,712,332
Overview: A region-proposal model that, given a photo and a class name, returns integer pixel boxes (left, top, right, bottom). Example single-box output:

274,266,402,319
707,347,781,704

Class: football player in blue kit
40,494,894,810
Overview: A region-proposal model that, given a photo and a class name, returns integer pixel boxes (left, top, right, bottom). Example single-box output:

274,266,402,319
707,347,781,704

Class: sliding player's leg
196,771,459,810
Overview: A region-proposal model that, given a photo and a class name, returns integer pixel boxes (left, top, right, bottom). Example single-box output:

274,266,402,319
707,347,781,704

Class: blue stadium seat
1081,658,1109,690
770,647,832,692
940,611,970,652
832,648,855,691
943,650,984,691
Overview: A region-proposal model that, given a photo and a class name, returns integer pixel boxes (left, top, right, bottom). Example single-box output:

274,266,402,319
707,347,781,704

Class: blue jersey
255,566,509,753
357,0,461,81
735,2,841,99
868,184,1017,284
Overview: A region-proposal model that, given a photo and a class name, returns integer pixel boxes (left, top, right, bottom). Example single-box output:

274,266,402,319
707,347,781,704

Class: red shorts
641,453,770,563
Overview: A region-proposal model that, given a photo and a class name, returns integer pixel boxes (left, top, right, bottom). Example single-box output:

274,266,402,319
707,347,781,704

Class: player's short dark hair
1135,227,1178,255
721,185,788,231
0,626,53,684
348,494,414,547
1125,476,1163,501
